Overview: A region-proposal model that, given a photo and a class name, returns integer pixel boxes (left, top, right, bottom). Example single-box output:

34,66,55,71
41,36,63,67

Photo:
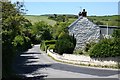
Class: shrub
40,40,56,51
55,38,75,55
40,41,45,51
84,42,96,52
48,44,55,50
74,49,83,55
54,32,76,55
89,38,120,58
45,40,56,45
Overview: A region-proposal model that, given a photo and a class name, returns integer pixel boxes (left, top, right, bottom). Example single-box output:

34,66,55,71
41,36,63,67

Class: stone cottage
68,9,117,49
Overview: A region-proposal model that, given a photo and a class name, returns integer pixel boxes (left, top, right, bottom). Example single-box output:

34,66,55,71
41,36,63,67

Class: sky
11,0,119,16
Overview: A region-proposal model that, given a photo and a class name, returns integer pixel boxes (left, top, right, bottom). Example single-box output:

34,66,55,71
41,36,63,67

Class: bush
40,41,45,51
31,21,52,43
89,38,120,58
84,42,96,52
45,40,56,45
40,40,56,51
74,49,83,55
55,39,74,55
48,44,55,50
54,31,76,55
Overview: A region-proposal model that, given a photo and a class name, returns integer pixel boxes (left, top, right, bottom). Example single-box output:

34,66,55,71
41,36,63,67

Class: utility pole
105,23,109,39
107,23,108,36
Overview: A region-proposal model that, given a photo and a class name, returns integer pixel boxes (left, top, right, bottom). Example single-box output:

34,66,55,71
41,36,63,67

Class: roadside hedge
89,38,120,58
40,40,56,51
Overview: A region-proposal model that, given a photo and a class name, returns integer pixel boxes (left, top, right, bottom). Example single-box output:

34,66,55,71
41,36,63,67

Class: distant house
68,9,117,50
99,25,117,39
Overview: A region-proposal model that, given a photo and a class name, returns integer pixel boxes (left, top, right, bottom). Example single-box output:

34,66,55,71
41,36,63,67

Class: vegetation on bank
40,40,56,51
40,22,76,55
2,1,33,77
2,1,120,79
2,2,76,78
37,14,120,57
2,1,52,78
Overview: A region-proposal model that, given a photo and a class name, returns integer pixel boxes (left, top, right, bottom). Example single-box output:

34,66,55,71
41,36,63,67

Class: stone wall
47,49,118,68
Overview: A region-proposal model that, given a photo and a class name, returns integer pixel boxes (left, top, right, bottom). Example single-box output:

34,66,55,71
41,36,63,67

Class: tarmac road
13,45,120,79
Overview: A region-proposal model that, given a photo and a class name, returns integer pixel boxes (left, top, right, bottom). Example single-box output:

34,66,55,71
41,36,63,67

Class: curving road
13,45,119,79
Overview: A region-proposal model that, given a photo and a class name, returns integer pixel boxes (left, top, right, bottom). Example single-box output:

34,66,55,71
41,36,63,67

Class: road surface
13,45,119,79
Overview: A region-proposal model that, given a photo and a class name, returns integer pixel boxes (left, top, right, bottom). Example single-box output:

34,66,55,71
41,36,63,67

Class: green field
88,15,120,26
24,15,119,26
24,15,56,26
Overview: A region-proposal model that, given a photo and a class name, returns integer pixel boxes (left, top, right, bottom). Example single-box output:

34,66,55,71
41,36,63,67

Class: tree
52,22,70,39
31,21,52,43
2,1,32,77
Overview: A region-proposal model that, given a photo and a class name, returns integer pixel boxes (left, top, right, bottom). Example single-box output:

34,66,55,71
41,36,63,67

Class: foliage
89,38,120,58
73,49,83,55
2,1,32,77
112,29,120,38
40,40,56,51
48,44,55,50
88,15,120,26
55,39,74,55
94,21,104,25
84,42,96,52
12,35,24,47
12,35,31,51
52,22,71,39
54,32,76,55
40,41,45,51
48,14,69,22
31,21,52,44
88,27,120,58
44,40,56,45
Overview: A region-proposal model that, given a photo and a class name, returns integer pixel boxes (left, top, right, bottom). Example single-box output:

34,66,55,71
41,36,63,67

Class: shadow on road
13,52,51,75
12,49,119,78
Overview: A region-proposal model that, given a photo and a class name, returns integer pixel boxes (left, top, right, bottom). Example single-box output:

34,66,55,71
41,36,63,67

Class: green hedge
40,40,56,51
45,40,56,45
48,44,55,50
89,38,120,58
40,41,45,51
55,39,74,55
54,31,76,55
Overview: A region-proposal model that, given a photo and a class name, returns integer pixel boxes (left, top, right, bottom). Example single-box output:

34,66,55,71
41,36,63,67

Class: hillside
24,15,56,26
88,15,120,26
24,15,120,27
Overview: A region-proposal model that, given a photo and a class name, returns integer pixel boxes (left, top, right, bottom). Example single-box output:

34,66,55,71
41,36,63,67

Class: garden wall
47,49,119,68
